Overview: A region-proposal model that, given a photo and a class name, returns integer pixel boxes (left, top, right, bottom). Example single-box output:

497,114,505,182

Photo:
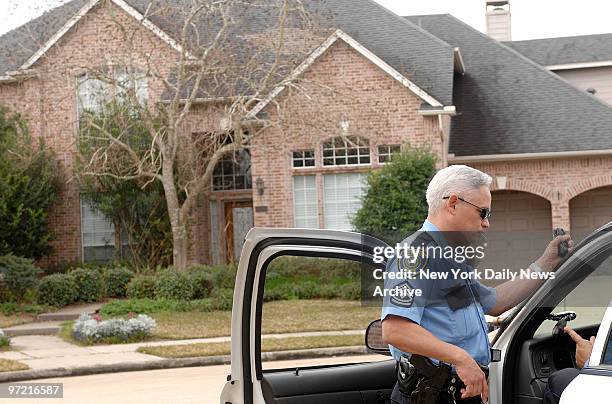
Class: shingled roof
405,14,612,157
0,0,455,105
0,0,88,76
506,33,612,67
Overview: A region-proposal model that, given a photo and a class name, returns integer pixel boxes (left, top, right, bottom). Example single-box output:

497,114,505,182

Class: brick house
0,0,611,267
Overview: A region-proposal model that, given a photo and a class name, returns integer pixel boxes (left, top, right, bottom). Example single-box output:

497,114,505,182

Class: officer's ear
445,194,459,215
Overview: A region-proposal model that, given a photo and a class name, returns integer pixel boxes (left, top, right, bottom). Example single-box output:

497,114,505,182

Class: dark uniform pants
542,368,580,404
390,382,485,404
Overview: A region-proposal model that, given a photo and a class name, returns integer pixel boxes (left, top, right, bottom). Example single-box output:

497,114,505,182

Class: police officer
380,165,574,404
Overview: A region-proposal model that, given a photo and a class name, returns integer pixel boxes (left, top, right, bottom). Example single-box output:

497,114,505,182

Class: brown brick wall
251,39,444,228
472,156,612,230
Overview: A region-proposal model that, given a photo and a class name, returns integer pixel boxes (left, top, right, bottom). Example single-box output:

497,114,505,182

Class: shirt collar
420,219,440,232
419,219,448,247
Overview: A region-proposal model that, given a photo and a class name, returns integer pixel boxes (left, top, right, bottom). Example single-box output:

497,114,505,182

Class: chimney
485,1,512,41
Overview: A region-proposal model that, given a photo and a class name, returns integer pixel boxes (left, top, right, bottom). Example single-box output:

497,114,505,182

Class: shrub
0,329,9,349
0,255,41,302
338,283,361,300
0,105,61,260
0,302,51,316
154,270,194,300
210,288,234,311
71,268,104,302
126,276,156,299
37,274,77,307
72,313,155,344
103,267,134,298
353,146,437,243
188,270,214,299
212,265,238,289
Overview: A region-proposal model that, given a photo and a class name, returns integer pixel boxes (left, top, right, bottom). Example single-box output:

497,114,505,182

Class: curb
0,346,369,383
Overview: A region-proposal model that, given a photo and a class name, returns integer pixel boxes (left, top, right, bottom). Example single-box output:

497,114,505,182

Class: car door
559,302,612,403
219,228,395,404
489,223,612,404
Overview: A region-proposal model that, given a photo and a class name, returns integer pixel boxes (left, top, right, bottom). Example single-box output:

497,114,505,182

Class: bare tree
73,0,330,270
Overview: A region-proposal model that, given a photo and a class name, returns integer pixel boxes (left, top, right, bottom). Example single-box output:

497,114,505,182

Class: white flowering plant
72,312,156,344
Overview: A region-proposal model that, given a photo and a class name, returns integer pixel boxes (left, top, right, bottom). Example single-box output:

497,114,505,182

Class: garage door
570,186,612,243
479,191,552,282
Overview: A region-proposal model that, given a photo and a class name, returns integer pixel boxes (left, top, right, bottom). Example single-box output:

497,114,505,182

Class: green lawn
138,334,364,358
60,300,380,344
151,300,380,340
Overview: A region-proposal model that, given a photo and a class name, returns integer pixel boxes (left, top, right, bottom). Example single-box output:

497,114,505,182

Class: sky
2,0,612,40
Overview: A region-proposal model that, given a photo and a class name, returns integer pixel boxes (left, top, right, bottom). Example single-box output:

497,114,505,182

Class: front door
224,201,254,262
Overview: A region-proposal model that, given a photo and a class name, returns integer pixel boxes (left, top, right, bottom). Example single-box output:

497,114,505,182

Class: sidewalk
0,330,367,382
4,302,103,337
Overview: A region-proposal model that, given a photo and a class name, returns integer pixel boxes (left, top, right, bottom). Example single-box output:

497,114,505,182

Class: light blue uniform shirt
380,220,497,365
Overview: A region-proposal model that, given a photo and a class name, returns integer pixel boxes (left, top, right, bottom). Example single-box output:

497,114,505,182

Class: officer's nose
481,217,490,229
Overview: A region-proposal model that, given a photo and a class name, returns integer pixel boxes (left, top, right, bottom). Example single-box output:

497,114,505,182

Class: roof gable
248,29,444,119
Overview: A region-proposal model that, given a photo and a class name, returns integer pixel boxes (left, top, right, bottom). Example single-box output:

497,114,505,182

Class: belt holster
397,355,418,396
408,354,452,404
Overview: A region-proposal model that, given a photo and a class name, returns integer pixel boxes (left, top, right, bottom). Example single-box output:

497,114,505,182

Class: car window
534,252,612,337
603,335,612,365
259,255,386,370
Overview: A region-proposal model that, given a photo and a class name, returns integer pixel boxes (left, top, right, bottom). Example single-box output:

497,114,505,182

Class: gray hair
426,165,492,215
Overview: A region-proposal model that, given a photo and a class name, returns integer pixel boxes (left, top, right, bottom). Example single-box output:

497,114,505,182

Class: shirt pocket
454,306,480,341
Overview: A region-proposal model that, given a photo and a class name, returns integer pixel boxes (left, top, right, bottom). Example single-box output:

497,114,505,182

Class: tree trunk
172,221,189,271
161,159,189,271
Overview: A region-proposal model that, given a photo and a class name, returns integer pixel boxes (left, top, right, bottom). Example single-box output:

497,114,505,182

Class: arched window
322,136,370,166
212,149,252,191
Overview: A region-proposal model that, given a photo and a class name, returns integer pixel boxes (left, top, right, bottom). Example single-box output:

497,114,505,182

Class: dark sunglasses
443,196,491,220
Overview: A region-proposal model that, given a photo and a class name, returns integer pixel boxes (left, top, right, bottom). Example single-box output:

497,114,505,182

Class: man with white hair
381,165,573,404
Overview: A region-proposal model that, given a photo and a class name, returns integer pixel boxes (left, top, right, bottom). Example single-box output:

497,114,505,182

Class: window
76,72,148,119
213,149,252,191
293,176,318,228
378,144,401,163
323,136,370,166
323,173,366,230
260,255,381,371
292,150,315,168
81,200,115,262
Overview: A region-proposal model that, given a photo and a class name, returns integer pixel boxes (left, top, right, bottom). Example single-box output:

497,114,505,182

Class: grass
59,300,380,344
151,300,380,340
0,313,36,328
137,334,364,358
0,358,29,372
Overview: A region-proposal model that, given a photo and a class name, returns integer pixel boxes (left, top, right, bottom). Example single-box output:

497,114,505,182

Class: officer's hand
455,353,488,402
565,326,595,369
536,234,574,271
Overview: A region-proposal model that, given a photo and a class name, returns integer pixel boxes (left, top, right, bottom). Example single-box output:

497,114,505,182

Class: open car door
219,228,395,404
490,223,612,404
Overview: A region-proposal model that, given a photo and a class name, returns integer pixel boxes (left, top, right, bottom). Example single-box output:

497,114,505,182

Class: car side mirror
365,319,391,356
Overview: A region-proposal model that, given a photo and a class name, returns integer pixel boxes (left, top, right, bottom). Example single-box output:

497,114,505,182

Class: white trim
247,29,444,119
18,0,191,72
448,149,612,163
19,0,100,71
547,60,612,71
418,106,457,116
453,47,465,74
112,0,190,57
